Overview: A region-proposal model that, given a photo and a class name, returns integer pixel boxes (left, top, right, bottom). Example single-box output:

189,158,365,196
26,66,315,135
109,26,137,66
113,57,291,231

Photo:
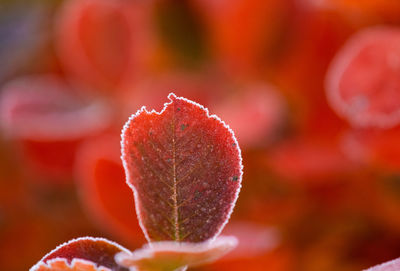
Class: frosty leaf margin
29,237,130,271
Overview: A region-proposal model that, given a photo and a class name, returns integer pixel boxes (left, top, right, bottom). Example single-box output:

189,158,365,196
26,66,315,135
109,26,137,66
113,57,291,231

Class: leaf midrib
171,102,180,241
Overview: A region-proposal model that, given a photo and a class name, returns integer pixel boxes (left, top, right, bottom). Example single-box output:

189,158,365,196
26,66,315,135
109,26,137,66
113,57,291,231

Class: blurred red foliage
0,0,400,270
326,26,400,128
75,135,145,247
56,0,153,94
0,75,112,182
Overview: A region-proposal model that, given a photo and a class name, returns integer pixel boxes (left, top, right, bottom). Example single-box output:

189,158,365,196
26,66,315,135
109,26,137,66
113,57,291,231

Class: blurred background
1,0,400,270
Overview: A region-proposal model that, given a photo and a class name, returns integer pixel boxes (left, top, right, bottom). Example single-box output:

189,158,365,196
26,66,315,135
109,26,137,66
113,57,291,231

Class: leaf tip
168,92,177,101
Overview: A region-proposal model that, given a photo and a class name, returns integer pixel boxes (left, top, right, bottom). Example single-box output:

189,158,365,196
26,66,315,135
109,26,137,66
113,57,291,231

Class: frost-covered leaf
121,93,242,242
30,237,129,271
326,26,400,128
115,236,237,271
55,0,152,92
364,257,400,271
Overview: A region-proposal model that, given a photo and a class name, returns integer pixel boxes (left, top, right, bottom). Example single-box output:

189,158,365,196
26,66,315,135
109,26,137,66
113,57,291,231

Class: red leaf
30,237,129,271
326,26,400,128
364,257,400,271
56,0,152,92
121,93,243,243
0,75,111,180
115,236,237,271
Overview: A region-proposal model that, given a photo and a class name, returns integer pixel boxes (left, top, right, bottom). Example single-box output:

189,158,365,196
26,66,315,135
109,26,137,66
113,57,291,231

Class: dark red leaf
121,93,243,243
30,237,129,271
